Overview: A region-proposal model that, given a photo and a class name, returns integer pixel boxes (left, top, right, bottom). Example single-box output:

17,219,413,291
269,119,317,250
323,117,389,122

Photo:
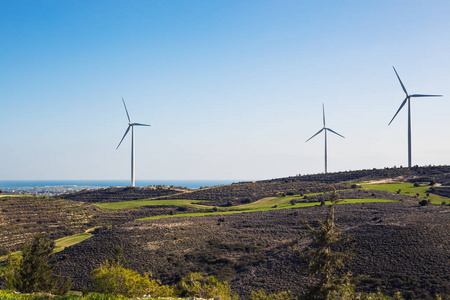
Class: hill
1,165,450,299
54,200,449,299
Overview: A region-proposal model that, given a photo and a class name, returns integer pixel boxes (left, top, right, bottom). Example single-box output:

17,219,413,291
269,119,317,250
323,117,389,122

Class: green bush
251,289,295,300
178,272,238,300
0,290,130,299
418,200,429,206
90,261,174,298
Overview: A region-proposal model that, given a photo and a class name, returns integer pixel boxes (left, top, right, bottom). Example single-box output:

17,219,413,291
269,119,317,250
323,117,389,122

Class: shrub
320,198,326,206
177,272,238,300
418,200,429,206
251,289,295,300
290,199,296,206
90,261,174,298
414,182,420,187
0,246,9,256
241,198,251,204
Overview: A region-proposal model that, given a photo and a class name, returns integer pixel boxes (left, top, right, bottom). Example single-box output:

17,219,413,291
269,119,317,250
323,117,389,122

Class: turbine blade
305,128,324,142
116,125,131,149
410,94,443,97
393,66,408,95
326,128,345,138
322,103,326,127
122,98,131,123
132,123,151,126
388,97,407,126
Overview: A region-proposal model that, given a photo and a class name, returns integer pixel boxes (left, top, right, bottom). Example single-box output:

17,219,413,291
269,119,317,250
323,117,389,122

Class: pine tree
300,190,353,300
6,233,71,295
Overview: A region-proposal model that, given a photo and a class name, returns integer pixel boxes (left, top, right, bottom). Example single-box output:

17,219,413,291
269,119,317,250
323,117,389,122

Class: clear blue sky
1,0,449,181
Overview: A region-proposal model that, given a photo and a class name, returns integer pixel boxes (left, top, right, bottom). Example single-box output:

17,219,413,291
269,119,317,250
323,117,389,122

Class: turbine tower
388,67,442,168
306,104,345,173
116,98,150,187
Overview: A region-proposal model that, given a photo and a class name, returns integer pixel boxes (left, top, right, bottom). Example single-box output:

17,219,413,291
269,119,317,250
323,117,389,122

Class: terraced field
0,196,103,252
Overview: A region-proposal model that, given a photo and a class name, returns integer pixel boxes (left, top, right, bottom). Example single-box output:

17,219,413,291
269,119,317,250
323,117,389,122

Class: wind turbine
306,104,345,173
388,67,442,168
116,98,150,187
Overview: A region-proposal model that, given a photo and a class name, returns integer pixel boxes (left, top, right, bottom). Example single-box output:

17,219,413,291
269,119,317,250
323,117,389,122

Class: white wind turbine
388,67,442,168
306,104,345,173
116,98,150,187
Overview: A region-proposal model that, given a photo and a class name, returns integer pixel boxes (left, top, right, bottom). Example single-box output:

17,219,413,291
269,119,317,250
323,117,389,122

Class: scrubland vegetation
1,166,450,299
59,186,181,203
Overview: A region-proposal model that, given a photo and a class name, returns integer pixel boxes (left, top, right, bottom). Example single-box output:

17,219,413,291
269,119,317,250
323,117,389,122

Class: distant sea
0,179,240,190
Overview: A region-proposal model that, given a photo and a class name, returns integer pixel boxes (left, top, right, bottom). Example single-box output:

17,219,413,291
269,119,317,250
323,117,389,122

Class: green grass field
95,199,212,210
53,232,94,252
92,182,450,221
137,198,397,221
93,189,402,221
361,182,450,204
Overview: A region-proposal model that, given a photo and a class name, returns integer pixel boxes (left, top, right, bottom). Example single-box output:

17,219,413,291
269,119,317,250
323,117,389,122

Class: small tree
300,190,353,300
111,245,127,268
4,233,71,295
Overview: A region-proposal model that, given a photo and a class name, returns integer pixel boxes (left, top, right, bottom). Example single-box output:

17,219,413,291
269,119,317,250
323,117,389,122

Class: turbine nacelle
389,66,442,126
306,104,345,143
116,99,151,150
